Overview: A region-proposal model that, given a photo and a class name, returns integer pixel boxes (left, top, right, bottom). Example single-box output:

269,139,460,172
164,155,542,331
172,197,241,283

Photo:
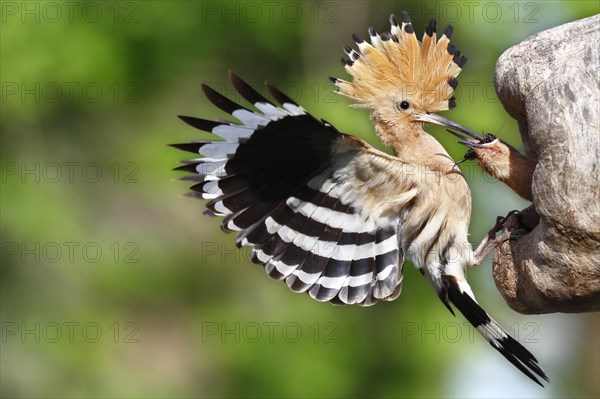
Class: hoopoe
172,12,548,385
448,130,537,201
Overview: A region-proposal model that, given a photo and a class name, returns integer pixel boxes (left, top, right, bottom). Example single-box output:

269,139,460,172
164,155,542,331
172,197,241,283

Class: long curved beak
414,113,484,141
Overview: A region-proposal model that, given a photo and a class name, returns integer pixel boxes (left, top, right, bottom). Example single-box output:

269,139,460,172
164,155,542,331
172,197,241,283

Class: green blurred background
1,1,599,398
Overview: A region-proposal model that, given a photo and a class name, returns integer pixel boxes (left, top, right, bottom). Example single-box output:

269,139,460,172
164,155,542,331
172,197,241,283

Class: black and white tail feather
172,71,548,386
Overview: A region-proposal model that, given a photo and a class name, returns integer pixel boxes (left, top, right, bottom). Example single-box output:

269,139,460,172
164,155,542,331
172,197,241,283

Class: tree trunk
491,14,600,314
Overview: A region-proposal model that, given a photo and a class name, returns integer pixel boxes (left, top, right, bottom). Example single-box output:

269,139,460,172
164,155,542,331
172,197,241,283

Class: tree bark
492,14,600,314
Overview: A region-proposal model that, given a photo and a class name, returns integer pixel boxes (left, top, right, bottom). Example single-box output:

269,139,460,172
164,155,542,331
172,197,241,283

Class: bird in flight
172,12,548,386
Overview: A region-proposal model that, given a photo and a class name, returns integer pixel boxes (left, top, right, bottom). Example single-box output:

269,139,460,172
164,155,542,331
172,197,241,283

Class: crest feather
334,13,466,112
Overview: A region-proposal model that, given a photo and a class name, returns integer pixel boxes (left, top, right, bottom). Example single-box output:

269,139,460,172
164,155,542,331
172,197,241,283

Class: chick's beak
445,129,500,149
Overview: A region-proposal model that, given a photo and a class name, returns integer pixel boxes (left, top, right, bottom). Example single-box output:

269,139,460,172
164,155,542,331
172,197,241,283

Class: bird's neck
375,122,454,170
474,141,535,201
505,148,535,200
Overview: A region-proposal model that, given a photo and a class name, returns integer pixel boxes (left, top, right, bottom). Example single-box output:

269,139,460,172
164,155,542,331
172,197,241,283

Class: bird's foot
470,210,521,266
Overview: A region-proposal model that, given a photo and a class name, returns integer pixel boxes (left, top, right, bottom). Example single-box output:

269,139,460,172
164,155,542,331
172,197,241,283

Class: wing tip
266,83,298,106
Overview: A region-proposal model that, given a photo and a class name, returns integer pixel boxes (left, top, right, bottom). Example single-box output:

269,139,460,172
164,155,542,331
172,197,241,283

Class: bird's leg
470,210,521,266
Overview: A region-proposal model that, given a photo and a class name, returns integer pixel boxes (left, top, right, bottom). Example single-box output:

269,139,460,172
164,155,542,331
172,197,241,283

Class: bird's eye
398,100,410,110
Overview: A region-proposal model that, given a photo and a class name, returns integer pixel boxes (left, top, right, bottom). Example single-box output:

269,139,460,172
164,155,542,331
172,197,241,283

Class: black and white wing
172,72,416,306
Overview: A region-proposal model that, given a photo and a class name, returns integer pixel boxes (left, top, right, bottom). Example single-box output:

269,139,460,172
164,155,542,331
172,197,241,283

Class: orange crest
333,12,466,113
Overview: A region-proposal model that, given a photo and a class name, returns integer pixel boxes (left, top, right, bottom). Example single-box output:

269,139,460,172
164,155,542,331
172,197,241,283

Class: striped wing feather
172,71,412,306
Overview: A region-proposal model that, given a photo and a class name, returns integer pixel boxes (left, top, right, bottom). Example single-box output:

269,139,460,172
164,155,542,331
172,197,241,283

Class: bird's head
332,12,474,137
460,133,505,165
447,130,512,179
447,129,536,200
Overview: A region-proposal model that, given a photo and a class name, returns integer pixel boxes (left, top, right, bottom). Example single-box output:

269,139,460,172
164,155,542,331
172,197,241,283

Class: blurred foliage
1,1,599,398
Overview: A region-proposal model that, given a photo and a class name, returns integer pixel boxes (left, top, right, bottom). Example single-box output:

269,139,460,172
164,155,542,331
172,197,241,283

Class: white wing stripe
265,217,396,262
212,124,254,141
317,275,347,289
286,197,376,233
348,272,374,287
376,264,395,281
270,258,297,278
212,200,232,215
226,219,242,232
291,269,320,285
254,102,289,119
202,180,223,197
374,235,397,255
194,159,227,177
198,143,238,158
255,248,270,263
232,109,271,128
282,103,306,116
309,177,336,193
